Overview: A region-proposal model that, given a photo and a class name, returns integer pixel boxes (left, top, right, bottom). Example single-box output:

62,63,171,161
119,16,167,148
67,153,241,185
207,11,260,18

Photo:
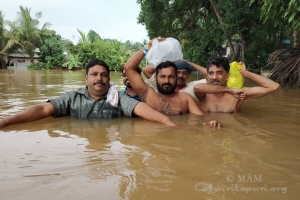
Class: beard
156,81,177,95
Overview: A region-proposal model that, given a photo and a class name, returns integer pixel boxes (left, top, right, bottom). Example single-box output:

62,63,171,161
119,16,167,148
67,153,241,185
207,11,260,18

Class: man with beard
124,46,221,128
142,60,207,101
194,56,280,113
120,65,141,101
0,58,176,128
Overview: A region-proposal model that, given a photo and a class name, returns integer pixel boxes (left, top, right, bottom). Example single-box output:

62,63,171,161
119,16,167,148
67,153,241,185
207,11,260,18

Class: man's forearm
0,103,55,128
189,62,207,76
195,84,233,94
125,48,144,71
133,102,175,126
241,70,279,91
142,65,155,79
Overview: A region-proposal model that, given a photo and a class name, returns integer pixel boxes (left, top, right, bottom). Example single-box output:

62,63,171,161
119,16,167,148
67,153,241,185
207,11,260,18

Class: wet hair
86,58,110,75
206,57,230,73
155,61,177,75
120,65,141,75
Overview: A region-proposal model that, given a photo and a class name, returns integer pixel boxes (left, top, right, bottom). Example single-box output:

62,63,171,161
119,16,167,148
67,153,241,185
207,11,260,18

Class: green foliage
38,34,66,68
0,11,5,51
183,20,224,65
69,29,144,71
77,40,124,71
250,0,300,31
137,0,227,64
0,11,7,67
87,30,101,43
28,61,52,70
64,41,80,55
62,53,82,69
221,0,282,65
124,40,143,52
70,35,145,71
136,0,298,67
77,29,89,44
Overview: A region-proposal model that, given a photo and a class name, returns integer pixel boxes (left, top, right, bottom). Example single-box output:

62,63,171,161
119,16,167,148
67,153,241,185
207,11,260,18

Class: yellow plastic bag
227,61,244,88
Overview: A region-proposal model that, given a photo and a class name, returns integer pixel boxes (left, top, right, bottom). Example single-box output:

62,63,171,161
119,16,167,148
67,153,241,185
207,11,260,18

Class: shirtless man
141,37,207,101
124,44,221,128
142,60,207,101
194,56,280,113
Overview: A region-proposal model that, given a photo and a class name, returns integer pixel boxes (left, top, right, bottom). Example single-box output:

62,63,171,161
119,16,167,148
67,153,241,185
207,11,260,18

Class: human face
85,64,110,99
177,69,189,88
155,67,177,94
206,65,229,86
122,69,132,88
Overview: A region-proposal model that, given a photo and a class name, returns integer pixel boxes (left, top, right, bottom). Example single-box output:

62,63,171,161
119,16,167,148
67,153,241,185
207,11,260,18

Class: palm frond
267,48,300,88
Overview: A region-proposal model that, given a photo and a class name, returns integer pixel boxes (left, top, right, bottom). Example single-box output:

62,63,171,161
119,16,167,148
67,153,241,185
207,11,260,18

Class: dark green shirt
49,87,139,118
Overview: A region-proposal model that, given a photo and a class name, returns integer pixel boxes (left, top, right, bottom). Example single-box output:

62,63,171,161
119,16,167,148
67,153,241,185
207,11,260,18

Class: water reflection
0,68,300,199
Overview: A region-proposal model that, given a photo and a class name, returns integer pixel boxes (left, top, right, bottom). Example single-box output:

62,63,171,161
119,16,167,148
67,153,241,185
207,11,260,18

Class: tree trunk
208,0,235,60
293,30,298,48
29,52,35,66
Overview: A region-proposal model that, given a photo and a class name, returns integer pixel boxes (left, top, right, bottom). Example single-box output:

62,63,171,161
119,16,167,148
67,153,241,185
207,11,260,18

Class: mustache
162,83,172,87
210,80,220,84
178,77,184,81
93,81,106,86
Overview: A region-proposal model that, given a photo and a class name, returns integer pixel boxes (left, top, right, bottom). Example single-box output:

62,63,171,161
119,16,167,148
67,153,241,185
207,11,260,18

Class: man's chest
146,96,188,115
200,94,239,113
70,98,122,118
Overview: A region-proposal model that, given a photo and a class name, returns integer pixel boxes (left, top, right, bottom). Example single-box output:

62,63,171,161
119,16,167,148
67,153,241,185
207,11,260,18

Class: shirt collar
124,87,138,98
78,86,108,100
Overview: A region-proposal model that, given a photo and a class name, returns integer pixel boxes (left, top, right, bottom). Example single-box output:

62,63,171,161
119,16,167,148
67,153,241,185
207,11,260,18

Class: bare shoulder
144,84,160,100
174,92,195,103
177,92,194,100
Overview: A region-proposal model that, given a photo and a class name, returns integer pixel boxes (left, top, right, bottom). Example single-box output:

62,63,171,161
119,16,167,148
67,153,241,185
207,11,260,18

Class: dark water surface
0,67,300,200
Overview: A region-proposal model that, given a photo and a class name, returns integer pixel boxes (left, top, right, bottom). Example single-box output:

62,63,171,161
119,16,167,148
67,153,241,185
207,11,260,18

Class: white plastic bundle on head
146,37,183,68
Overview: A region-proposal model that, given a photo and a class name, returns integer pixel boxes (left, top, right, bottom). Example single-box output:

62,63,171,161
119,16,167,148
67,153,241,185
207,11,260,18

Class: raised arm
142,65,155,79
133,102,176,126
124,48,150,100
188,61,207,76
240,62,280,100
0,103,55,128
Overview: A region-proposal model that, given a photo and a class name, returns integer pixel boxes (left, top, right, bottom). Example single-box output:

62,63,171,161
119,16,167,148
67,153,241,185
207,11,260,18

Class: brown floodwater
0,67,299,200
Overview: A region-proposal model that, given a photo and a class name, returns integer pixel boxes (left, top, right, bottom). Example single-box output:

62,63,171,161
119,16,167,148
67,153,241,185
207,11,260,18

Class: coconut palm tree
5,6,52,66
77,29,101,44
77,29,89,45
